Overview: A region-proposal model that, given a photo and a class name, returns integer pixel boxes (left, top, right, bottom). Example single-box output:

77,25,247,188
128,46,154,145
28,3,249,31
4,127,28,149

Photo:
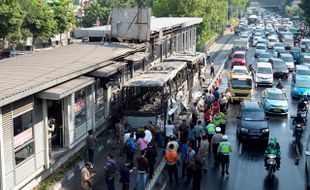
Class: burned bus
122,62,188,131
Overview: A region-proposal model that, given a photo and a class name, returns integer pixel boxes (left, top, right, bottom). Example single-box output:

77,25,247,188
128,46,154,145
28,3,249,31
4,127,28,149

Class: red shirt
204,108,212,121
213,102,220,114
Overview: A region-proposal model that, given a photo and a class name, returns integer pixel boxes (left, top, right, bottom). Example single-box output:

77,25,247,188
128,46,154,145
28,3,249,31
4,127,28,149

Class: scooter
266,154,277,178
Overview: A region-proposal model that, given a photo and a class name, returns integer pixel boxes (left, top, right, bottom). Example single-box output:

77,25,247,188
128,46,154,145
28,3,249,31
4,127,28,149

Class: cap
216,127,221,132
222,135,228,141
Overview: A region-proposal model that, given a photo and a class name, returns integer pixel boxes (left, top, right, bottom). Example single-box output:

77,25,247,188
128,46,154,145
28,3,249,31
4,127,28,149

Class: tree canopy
300,0,310,24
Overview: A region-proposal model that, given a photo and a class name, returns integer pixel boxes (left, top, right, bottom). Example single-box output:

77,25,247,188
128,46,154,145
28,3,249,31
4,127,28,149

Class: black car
269,58,289,78
305,144,310,189
236,100,269,143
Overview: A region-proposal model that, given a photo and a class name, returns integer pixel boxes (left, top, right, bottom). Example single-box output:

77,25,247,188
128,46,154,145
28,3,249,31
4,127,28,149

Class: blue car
291,75,310,99
261,88,288,115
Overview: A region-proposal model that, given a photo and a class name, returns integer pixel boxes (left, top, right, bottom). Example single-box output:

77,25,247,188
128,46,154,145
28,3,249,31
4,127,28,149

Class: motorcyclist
297,98,307,112
276,79,283,89
292,113,305,137
248,64,254,73
264,137,281,170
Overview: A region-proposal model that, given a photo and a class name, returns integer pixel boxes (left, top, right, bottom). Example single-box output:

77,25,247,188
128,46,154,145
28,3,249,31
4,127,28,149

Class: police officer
206,123,216,144
213,112,226,134
217,135,232,175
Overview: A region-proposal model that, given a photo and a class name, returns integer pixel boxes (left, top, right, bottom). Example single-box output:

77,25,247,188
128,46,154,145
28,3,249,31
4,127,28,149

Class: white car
280,53,294,71
232,65,250,75
255,62,273,87
255,43,267,57
253,36,262,47
267,36,279,49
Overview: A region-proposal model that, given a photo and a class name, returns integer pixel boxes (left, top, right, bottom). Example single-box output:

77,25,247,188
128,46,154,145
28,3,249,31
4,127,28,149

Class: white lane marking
239,142,243,155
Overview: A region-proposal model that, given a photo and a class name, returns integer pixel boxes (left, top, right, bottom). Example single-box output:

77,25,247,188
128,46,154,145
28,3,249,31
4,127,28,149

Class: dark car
236,100,269,143
269,58,289,78
305,143,310,189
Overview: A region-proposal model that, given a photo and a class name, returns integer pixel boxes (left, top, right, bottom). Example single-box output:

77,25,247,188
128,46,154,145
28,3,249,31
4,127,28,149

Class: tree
80,2,111,27
0,0,24,47
21,0,56,45
300,0,310,24
52,0,75,45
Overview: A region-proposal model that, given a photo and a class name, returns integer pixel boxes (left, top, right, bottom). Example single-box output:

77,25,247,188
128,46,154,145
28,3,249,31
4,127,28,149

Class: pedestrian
206,48,211,64
213,87,220,102
124,129,136,143
135,150,149,190
165,120,175,147
166,135,179,152
211,127,223,164
81,162,95,190
210,60,215,77
186,144,196,183
206,123,216,144
219,93,228,112
137,133,149,151
145,142,158,180
115,119,125,144
104,154,117,190
86,130,97,164
144,125,153,143
212,100,220,115
147,121,157,142
165,143,179,184
204,105,212,126
205,90,215,107
189,125,196,150
156,115,165,149
225,89,233,104
217,135,232,175
191,103,199,125
181,140,189,178
126,133,137,169
120,160,131,190
47,117,55,158
194,120,205,149
178,119,189,145
192,150,204,190
199,135,209,173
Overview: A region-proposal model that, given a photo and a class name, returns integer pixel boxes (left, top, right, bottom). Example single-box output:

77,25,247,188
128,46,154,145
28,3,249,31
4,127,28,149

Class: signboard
14,128,33,148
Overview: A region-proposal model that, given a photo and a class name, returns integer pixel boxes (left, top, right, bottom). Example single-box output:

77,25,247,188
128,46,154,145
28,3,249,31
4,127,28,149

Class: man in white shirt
144,126,153,143
124,130,136,143
165,120,175,147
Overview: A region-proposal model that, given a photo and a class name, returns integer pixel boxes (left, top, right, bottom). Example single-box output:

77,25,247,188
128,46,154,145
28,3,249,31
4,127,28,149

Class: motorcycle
294,123,303,147
266,154,277,178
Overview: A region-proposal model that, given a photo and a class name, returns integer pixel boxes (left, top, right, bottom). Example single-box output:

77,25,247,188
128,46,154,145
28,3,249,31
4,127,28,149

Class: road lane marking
239,142,243,155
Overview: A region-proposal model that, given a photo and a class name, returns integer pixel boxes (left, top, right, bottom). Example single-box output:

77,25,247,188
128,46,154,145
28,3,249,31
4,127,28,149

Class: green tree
300,0,310,24
52,0,75,45
21,0,56,44
0,0,24,47
80,2,111,27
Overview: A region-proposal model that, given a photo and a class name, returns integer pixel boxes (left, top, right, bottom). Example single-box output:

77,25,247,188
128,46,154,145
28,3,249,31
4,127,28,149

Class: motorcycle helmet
216,127,221,133
222,135,228,141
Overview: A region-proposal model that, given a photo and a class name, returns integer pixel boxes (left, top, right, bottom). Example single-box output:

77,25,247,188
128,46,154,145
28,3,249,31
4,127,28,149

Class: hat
216,127,221,132
222,135,228,141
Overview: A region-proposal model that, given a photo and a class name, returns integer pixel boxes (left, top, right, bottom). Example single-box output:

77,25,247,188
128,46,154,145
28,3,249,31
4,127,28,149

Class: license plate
273,109,281,113
251,136,259,139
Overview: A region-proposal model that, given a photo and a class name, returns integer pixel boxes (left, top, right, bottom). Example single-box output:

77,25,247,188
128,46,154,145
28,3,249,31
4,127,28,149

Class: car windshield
282,56,293,62
231,78,252,89
267,91,286,100
242,110,265,120
295,80,310,88
257,45,266,50
234,69,246,74
257,67,272,74
273,61,286,68
233,54,245,59
301,41,310,45
274,43,284,47
260,54,269,58
269,39,277,42
275,48,285,53
297,69,310,75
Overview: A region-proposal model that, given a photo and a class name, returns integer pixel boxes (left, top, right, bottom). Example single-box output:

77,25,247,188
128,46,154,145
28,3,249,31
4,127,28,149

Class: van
255,62,273,87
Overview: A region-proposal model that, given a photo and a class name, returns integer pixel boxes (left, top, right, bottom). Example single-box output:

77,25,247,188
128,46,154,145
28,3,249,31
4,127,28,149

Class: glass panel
15,141,34,165
74,88,87,128
13,111,33,148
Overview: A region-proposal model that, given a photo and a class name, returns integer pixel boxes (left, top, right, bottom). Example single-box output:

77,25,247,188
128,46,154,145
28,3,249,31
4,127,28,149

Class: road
165,40,308,190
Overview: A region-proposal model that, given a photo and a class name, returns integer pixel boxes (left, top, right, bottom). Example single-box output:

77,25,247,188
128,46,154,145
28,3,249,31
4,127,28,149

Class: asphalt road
166,40,309,190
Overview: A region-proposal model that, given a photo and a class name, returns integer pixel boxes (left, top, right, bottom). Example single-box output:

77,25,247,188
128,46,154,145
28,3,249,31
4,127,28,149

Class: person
165,120,175,147
213,87,220,102
248,63,254,72
145,142,158,180
276,79,283,89
104,154,116,190
213,112,226,134
120,160,131,190
217,135,232,175
199,135,209,173
206,123,216,144
205,90,215,107
191,103,199,125
206,48,211,64
181,140,189,178
211,127,223,164
115,119,125,144
81,162,95,190
135,150,149,190
186,144,196,183
156,115,165,149
178,119,189,145
146,121,156,142
189,125,197,150
225,89,233,104
87,130,97,164
265,137,281,170
126,133,137,169
219,93,228,112
297,98,308,112
48,117,55,158
194,120,205,149
192,150,204,190
165,143,179,184
124,129,136,143
166,136,179,152
144,125,153,143
137,133,148,151
210,60,215,77
204,106,212,125
213,100,220,114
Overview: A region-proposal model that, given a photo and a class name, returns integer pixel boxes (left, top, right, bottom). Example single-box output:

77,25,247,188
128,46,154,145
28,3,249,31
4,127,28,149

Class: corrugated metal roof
150,17,203,32
0,42,146,107
88,62,127,78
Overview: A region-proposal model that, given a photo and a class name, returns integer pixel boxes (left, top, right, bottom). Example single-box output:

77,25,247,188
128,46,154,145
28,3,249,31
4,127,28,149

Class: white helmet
216,127,221,133
222,135,228,141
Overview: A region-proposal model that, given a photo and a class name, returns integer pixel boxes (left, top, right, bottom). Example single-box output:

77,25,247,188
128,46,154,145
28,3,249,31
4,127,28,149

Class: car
291,47,302,64
232,65,250,75
280,53,294,71
301,53,310,67
236,100,269,143
261,88,288,115
255,43,267,57
305,144,310,189
283,35,294,50
253,36,262,47
258,52,271,62
273,47,286,58
255,62,273,87
240,34,250,42
291,75,310,99
292,65,310,84
267,36,279,49
232,51,246,68
273,42,285,50
300,39,310,52
269,58,289,78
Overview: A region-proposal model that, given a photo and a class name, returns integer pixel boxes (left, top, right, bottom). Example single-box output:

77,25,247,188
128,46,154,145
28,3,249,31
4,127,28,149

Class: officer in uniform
206,123,216,144
217,135,232,175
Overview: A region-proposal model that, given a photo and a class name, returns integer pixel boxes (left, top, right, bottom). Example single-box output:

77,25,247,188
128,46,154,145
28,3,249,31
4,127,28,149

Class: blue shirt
182,143,189,161
129,138,137,151
189,128,196,140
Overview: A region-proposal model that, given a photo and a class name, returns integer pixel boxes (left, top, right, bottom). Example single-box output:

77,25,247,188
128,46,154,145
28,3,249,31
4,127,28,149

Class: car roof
242,101,262,110
280,53,292,57
270,58,283,61
295,65,310,70
265,88,283,94
234,51,245,54
233,65,247,69
257,43,266,47
257,62,272,67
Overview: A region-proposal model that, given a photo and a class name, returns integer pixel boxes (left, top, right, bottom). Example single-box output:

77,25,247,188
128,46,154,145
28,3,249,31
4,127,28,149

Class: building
0,14,202,190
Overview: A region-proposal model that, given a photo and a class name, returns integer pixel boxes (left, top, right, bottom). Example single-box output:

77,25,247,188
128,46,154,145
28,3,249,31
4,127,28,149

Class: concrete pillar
0,107,6,190
42,99,50,169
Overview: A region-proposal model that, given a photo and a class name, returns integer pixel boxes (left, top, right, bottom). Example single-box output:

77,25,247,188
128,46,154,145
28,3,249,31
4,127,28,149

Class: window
95,80,105,122
74,88,87,128
13,110,34,165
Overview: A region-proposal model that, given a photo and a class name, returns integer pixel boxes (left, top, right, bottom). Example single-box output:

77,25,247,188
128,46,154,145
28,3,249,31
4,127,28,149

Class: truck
228,72,253,101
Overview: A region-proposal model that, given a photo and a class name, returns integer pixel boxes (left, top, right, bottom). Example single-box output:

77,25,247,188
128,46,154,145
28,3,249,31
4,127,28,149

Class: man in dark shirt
120,160,131,190
145,142,158,180
135,150,149,190
178,119,189,145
